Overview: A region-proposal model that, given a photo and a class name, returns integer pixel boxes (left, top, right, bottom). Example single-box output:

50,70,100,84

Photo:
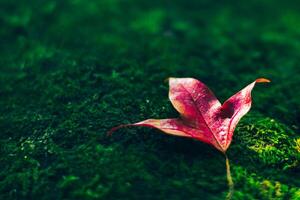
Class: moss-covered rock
0,0,299,199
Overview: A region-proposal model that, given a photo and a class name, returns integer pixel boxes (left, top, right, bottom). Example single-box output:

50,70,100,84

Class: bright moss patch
0,0,300,199
234,116,299,168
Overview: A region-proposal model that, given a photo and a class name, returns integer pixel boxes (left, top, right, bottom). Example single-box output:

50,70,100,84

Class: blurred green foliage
0,0,299,199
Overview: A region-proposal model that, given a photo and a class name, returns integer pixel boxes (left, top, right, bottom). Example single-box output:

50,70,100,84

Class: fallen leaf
109,77,270,153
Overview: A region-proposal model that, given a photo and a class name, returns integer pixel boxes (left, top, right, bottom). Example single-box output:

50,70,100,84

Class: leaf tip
107,124,129,136
165,77,176,83
256,78,271,83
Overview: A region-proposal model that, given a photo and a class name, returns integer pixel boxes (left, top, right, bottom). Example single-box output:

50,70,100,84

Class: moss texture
0,0,299,199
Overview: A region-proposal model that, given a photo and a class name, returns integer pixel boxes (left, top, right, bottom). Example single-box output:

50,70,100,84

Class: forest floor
0,0,299,199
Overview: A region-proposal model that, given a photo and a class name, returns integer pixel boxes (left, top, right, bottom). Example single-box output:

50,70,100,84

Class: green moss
131,9,166,34
232,166,300,200
0,0,300,199
233,116,299,169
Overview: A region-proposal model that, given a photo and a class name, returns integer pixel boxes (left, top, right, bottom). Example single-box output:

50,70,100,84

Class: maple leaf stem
225,153,234,200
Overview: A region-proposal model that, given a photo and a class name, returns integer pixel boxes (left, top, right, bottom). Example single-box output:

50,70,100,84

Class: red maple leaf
109,77,270,153
109,77,270,199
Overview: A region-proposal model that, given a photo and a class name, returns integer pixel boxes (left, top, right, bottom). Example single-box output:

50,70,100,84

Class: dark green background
0,0,299,199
